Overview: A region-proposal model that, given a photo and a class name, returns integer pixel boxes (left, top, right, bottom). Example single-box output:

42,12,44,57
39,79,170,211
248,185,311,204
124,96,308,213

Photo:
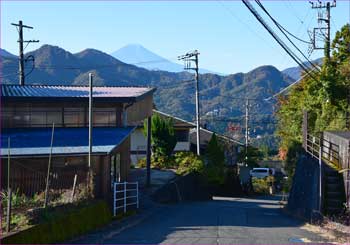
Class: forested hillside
2,44,294,147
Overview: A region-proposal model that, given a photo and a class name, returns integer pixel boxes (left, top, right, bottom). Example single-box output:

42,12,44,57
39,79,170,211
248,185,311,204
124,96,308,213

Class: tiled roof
1,127,135,156
1,84,155,102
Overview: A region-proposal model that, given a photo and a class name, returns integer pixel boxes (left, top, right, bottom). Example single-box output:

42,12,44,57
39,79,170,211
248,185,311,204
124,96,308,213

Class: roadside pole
6,137,12,232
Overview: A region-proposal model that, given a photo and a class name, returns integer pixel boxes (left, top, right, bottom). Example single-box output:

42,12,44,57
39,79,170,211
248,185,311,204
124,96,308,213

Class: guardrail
306,134,342,170
113,182,139,216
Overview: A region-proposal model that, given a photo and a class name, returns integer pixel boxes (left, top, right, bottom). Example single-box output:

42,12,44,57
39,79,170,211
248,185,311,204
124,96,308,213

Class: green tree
144,114,177,159
237,146,263,167
276,24,350,180
260,144,269,160
204,134,226,184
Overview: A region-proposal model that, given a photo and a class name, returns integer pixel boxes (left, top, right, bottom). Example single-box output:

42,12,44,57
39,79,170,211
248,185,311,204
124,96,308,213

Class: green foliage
175,152,204,176
204,134,226,185
252,176,275,194
2,200,112,244
144,114,177,159
284,141,302,182
260,144,269,159
1,189,44,209
237,146,263,167
136,156,175,169
276,24,350,179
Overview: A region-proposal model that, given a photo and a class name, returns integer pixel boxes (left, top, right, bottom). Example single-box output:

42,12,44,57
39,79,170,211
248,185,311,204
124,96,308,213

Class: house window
2,107,15,127
175,130,189,142
14,107,31,127
64,108,85,127
31,109,46,127
46,110,62,126
93,108,117,127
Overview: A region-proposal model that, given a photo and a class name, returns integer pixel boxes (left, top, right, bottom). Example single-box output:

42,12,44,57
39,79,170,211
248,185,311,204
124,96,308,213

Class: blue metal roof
1,127,135,157
1,85,156,103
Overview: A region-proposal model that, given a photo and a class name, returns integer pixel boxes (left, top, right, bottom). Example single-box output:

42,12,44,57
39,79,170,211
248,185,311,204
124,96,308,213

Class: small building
1,84,155,199
131,110,195,164
130,110,243,166
189,127,244,166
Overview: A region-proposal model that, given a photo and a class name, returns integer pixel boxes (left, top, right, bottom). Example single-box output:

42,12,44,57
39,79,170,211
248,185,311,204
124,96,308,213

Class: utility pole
89,73,93,169
309,0,336,59
178,50,201,156
245,99,250,166
11,20,39,85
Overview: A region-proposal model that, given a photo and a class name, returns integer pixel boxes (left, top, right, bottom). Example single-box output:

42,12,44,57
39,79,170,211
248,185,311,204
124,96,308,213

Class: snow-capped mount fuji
111,44,213,74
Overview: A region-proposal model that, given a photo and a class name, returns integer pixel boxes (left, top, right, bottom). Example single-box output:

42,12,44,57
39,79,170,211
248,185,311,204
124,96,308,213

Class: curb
68,205,160,244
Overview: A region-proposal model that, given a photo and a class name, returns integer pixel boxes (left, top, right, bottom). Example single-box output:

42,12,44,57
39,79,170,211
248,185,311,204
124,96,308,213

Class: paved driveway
79,196,330,244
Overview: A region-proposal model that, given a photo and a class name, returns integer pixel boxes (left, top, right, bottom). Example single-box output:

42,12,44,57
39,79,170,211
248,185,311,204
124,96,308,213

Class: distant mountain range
1,44,309,145
282,57,323,80
0,48,17,59
111,44,215,74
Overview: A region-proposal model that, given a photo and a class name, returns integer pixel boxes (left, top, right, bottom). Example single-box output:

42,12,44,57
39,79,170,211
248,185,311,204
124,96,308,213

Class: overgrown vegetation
1,184,90,234
174,152,204,176
2,200,111,244
138,130,230,186
276,24,350,181
252,176,275,194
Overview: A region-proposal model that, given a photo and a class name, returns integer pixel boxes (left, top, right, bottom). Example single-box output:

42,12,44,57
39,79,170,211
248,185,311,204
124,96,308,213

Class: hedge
1,200,112,244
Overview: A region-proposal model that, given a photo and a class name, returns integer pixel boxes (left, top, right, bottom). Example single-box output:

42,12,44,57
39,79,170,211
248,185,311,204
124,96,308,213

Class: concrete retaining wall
287,153,322,221
151,172,211,203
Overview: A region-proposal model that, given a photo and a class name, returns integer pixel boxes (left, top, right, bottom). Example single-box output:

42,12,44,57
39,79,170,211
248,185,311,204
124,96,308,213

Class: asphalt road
84,196,329,244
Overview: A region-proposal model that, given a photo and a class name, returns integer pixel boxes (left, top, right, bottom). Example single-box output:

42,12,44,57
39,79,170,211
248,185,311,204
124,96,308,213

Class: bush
137,158,147,168
136,156,176,170
2,200,112,244
204,134,226,185
252,176,275,194
175,152,204,175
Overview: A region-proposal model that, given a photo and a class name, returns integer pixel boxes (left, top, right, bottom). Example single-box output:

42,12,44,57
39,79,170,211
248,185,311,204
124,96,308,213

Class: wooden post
302,110,308,150
319,132,323,212
146,116,152,187
70,174,78,203
6,137,11,233
123,182,127,213
44,123,55,208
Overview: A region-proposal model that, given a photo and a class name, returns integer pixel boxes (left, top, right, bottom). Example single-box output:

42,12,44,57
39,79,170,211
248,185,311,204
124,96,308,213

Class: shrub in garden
204,134,226,185
175,152,204,175
144,114,177,160
252,176,275,194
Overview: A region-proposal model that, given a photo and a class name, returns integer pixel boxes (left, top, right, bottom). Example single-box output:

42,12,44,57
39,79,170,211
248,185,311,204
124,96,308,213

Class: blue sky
2,1,349,74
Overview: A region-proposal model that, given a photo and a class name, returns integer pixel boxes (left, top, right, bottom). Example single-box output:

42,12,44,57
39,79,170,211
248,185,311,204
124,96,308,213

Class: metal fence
306,133,342,170
113,182,139,216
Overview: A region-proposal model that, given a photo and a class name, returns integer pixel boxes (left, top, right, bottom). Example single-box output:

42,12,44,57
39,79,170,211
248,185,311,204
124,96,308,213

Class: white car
250,168,274,179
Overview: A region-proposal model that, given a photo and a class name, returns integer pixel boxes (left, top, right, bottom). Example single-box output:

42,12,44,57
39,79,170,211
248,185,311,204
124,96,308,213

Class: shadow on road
81,195,325,244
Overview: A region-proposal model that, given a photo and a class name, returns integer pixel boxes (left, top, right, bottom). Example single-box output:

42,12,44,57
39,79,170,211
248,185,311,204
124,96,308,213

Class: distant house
189,127,244,166
131,110,195,164
130,110,243,166
0,84,155,199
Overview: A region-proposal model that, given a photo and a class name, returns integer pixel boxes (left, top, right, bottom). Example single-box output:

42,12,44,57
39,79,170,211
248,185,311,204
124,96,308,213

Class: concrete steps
323,165,345,215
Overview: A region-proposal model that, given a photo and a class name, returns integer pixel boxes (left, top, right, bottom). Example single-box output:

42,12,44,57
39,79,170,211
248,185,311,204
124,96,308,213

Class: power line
255,0,319,72
216,0,277,52
4,57,183,71
178,50,201,156
264,65,321,101
11,20,39,85
242,0,319,82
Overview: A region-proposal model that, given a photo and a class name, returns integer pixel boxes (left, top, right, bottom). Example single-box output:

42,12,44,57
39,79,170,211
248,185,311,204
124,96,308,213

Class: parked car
249,168,274,179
